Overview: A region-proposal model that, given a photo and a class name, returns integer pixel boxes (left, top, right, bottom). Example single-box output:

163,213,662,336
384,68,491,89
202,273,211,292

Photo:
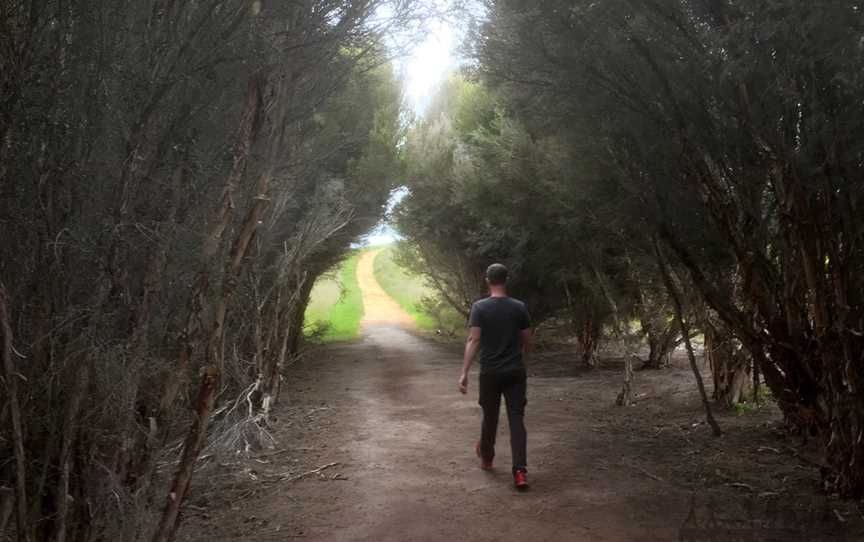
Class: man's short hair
486,263,508,286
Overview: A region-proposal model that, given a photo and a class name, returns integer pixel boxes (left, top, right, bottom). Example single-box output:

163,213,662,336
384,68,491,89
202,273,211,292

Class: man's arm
521,328,533,356
459,326,481,394
520,303,533,358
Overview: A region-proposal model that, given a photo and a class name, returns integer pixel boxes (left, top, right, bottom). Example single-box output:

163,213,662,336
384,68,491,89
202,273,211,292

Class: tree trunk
577,316,599,369
642,320,678,370
654,241,722,436
616,356,635,406
151,366,219,542
158,75,262,419
565,281,600,368
704,323,750,408
52,366,89,542
286,276,316,359
752,356,761,405
0,285,31,542
0,487,13,535
258,274,314,414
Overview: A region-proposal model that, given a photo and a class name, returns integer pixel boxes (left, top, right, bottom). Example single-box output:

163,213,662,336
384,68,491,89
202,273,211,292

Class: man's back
459,264,531,488
468,296,531,374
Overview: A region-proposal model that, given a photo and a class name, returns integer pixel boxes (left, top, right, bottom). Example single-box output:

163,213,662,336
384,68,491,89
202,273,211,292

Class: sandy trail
229,325,672,542
356,248,414,327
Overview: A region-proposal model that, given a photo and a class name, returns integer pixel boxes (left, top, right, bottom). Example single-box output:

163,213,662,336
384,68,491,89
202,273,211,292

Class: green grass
372,245,443,331
304,275,342,322
304,251,364,341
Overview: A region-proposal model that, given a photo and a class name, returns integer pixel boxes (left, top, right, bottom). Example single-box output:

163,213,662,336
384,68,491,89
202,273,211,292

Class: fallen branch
288,462,339,483
625,461,665,483
784,446,829,469
636,468,664,483
255,448,290,459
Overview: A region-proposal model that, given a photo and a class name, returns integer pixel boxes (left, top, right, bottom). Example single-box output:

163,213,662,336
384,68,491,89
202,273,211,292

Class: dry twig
288,462,340,482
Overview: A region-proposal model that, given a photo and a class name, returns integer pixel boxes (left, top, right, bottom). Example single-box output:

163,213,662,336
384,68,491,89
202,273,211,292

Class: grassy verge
304,251,364,341
372,245,443,331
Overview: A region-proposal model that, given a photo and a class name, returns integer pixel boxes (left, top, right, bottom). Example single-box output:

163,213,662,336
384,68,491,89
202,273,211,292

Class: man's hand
461,327,480,394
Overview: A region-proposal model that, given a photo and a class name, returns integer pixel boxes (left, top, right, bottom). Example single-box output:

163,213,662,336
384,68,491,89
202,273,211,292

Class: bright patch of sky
400,20,457,115
358,9,460,247
359,187,409,246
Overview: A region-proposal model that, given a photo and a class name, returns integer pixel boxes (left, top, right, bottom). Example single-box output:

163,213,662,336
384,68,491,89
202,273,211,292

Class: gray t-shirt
468,296,531,374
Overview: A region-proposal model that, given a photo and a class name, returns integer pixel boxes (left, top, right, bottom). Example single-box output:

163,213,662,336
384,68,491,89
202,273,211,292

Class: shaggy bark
577,316,600,369
641,319,679,370
704,322,750,408
152,367,219,542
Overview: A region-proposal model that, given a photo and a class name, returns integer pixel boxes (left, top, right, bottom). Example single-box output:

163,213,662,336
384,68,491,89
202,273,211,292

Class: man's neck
489,286,507,298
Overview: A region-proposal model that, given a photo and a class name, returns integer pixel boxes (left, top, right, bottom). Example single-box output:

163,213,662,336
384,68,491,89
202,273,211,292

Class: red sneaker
475,441,493,470
514,469,528,490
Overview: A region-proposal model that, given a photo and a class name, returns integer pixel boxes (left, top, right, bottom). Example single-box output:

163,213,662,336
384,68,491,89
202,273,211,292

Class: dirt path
356,248,414,327
294,327,690,541
179,263,859,541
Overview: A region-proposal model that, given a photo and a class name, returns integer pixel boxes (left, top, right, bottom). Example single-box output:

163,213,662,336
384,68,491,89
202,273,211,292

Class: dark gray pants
478,368,527,473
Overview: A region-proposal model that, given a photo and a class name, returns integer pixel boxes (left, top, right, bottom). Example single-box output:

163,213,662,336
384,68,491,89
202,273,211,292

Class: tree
473,0,864,496
396,76,638,367
0,1,413,538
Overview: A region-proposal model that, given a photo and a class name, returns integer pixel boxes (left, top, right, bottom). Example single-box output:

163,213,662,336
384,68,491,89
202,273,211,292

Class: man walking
458,263,532,489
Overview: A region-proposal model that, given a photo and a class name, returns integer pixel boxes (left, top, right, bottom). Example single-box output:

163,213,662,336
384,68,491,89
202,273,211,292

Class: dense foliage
0,1,412,539
397,1,864,496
